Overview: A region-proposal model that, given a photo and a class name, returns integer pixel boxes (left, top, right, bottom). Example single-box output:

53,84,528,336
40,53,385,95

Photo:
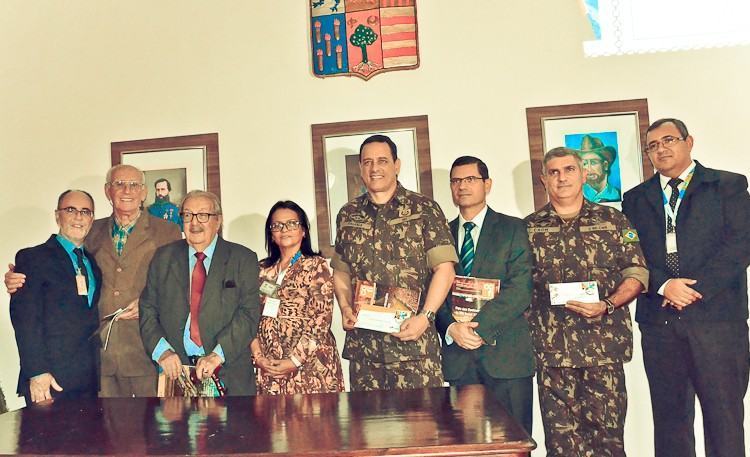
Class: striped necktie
460,221,476,275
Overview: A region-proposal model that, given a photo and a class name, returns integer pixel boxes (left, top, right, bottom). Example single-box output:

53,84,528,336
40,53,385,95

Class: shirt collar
188,234,219,259
659,160,696,190
363,182,407,210
113,211,141,231
458,204,488,232
56,233,83,253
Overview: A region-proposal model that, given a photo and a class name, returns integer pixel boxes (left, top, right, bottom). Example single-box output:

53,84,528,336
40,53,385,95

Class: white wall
1,1,748,455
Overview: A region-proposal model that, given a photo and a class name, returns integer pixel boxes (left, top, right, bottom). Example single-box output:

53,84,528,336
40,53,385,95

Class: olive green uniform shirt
331,183,457,364
524,200,649,368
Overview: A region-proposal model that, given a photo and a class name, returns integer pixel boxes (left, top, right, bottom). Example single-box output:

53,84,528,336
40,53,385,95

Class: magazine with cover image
353,279,420,333
450,276,501,322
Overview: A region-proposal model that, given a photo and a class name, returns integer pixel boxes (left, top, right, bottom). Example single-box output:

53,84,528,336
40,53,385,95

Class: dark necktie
459,221,476,276
190,252,207,346
666,177,682,277
73,247,89,289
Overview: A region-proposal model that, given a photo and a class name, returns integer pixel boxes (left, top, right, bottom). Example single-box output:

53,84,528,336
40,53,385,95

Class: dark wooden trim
311,115,431,258
525,99,652,210
111,133,221,200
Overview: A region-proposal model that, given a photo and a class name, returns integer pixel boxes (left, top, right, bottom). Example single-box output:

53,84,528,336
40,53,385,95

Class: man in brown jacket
6,164,181,396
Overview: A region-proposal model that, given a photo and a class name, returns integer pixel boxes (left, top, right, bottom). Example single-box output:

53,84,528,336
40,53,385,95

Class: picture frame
311,115,432,258
526,99,652,210
111,133,221,202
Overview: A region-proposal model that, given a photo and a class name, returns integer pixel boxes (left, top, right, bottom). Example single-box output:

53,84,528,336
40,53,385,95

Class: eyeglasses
180,212,218,223
449,176,484,186
57,207,94,218
270,220,301,232
107,180,145,191
644,136,685,154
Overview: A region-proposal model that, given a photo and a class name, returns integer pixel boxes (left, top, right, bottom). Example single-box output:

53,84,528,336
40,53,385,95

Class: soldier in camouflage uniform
525,147,649,457
331,134,458,391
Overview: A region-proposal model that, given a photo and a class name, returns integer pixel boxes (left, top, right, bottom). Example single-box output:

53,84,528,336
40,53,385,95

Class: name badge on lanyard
76,269,88,296
662,169,695,235
260,251,302,319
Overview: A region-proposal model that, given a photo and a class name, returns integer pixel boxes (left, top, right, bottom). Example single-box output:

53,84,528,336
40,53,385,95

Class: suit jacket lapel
472,208,498,278
449,218,466,275
168,241,190,310
119,214,150,259
46,235,89,305
200,237,229,317
643,174,665,219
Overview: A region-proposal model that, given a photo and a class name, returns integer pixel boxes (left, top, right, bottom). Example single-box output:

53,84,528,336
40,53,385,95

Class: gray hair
542,147,583,174
105,164,145,184
180,190,222,214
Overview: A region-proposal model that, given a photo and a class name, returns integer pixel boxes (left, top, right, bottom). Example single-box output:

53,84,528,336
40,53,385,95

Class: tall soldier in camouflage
331,134,457,391
525,147,649,457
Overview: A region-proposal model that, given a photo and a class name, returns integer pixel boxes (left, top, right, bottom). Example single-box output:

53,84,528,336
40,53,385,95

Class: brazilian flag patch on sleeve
622,229,639,243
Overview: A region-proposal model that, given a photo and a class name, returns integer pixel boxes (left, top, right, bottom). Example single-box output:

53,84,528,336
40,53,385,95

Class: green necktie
460,221,476,275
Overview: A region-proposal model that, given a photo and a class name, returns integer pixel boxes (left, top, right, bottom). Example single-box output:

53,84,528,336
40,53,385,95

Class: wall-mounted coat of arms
310,0,419,80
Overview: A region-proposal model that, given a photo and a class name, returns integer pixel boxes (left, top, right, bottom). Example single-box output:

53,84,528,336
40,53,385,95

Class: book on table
353,279,421,333
450,275,501,322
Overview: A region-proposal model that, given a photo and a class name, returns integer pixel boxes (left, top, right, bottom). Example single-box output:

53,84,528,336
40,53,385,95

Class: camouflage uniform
525,200,648,457
331,183,457,391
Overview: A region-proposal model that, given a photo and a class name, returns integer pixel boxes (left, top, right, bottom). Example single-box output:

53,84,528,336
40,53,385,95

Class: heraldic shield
310,0,419,80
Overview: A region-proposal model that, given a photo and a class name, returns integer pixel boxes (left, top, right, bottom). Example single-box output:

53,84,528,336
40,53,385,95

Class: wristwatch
604,298,616,315
419,309,436,322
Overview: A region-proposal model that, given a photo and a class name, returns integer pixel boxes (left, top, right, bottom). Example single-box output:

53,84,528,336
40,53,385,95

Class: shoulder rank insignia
622,229,639,243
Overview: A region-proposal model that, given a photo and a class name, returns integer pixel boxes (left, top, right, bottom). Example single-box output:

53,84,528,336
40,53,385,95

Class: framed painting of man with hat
565,131,621,203
526,98,654,210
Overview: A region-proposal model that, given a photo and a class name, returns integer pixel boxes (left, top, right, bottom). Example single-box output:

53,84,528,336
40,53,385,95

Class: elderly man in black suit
139,190,260,395
10,190,102,404
622,118,750,457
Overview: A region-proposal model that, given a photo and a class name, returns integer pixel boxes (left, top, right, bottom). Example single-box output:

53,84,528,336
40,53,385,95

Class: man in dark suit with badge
622,118,750,457
139,190,260,395
10,190,102,404
436,156,535,434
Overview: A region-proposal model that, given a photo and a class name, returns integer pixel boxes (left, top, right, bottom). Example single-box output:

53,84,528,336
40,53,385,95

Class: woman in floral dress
251,201,344,395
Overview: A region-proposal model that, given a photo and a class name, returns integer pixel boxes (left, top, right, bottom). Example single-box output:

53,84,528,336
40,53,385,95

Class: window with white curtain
583,0,750,56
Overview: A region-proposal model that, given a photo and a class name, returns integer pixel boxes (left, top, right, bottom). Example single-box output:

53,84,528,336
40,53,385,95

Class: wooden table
0,385,536,456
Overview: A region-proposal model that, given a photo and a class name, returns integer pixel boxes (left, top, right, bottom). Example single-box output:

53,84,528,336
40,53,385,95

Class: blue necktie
460,221,476,275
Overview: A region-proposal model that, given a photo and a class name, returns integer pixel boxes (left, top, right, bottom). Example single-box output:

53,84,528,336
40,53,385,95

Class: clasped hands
661,278,702,310
254,354,298,378
447,321,484,350
158,350,222,381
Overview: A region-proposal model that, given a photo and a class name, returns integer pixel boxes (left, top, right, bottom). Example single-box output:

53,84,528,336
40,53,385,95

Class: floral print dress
256,255,344,394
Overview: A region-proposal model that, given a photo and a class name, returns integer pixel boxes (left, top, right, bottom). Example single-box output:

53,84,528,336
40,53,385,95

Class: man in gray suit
436,156,535,433
139,190,260,395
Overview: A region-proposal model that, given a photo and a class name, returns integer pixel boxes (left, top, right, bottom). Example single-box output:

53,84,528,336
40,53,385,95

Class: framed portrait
311,115,432,258
111,132,218,205
526,99,653,210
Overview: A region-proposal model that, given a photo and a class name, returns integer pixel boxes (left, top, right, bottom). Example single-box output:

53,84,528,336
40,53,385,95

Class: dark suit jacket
139,237,260,395
622,161,750,323
436,207,535,380
10,235,102,396
86,214,181,378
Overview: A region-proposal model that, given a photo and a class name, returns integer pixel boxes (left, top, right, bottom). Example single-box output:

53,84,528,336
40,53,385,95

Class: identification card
666,233,678,254
76,273,88,296
259,280,279,298
262,297,281,318
549,281,599,306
